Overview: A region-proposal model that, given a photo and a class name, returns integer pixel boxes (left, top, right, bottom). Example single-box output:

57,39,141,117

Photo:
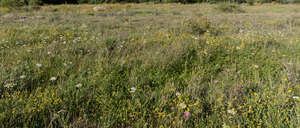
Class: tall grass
0,4,299,127
0,0,299,7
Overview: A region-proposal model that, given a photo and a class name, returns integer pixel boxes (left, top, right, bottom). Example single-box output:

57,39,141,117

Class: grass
0,3,300,127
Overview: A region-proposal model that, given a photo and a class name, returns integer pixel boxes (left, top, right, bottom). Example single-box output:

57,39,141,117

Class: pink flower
226,68,230,72
214,80,219,84
171,107,175,111
184,112,191,119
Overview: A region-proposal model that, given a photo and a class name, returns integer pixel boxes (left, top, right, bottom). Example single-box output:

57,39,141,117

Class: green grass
0,3,300,127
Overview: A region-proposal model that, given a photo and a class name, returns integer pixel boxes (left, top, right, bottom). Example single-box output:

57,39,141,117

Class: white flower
130,87,137,93
192,36,200,40
178,103,187,109
75,83,83,88
4,83,15,88
36,63,42,67
63,41,66,44
20,75,26,79
176,92,181,96
293,96,299,99
227,109,236,115
47,51,52,55
254,64,259,69
63,63,67,66
50,77,57,81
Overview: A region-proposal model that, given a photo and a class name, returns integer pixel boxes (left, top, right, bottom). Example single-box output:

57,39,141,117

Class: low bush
216,3,245,13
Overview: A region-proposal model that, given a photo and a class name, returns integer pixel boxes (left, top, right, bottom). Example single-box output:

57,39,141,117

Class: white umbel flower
130,87,137,93
178,103,187,109
20,75,26,79
36,63,42,67
4,83,15,88
50,77,57,81
75,83,83,88
227,109,236,115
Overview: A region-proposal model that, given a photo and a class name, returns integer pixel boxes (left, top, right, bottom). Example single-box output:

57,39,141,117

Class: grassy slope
0,3,299,127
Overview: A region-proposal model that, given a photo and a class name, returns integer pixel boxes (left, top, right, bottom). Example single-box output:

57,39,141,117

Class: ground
0,3,299,127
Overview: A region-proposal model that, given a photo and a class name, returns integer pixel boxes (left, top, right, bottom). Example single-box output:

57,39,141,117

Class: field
0,3,300,127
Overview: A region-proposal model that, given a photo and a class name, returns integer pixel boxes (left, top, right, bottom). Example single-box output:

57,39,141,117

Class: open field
0,3,300,127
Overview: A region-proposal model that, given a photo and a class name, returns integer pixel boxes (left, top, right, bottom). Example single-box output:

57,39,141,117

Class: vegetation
0,3,299,127
0,0,300,7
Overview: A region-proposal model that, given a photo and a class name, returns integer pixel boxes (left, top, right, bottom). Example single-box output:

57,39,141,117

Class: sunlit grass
0,3,299,127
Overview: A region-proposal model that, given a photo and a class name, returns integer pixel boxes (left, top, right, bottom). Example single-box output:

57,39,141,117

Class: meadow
0,3,299,127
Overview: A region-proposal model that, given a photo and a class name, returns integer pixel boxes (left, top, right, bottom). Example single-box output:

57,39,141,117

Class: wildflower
186,90,191,93
146,91,150,95
129,87,137,93
178,103,187,109
254,64,259,69
214,80,219,84
171,107,175,111
192,36,200,40
75,83,83,88
184,111,191,119
50,77,57,81
63,41,66,44
20,75,26,79
4,83,15,88
162,96,166,99
293,96,299,99
47,51,52,55
63,63,67,66
36,63,42,67
227,109,236,115
226,68,230,72
176,92,181,96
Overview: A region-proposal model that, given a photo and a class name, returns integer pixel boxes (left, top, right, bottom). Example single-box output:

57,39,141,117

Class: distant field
0,3,299,127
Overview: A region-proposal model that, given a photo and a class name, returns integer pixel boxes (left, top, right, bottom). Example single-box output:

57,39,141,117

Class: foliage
0,3,299,127
216,3,245,13
0,0,300,7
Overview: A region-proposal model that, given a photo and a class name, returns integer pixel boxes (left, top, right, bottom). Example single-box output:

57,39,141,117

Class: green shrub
246,0,254,5
185,18,211,35
0,0,27,7
28,0,43,5
216,3,245,13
